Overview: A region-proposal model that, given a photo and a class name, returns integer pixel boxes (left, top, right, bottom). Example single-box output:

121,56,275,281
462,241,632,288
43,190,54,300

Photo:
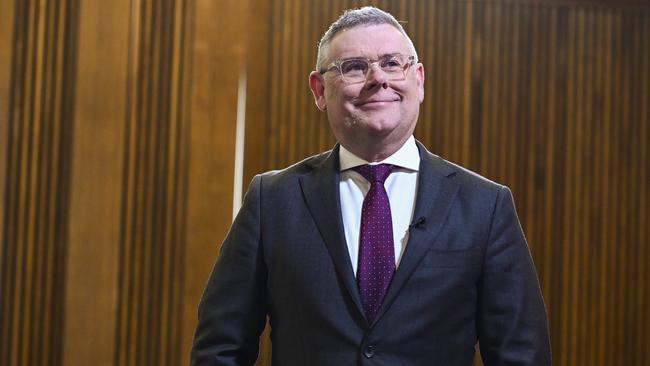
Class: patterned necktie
353,164,396,322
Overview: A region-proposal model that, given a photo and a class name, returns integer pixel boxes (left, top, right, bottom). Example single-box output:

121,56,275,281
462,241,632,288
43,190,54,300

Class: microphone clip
409,217,426,230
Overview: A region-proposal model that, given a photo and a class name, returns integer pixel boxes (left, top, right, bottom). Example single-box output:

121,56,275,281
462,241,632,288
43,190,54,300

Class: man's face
309,24,425,156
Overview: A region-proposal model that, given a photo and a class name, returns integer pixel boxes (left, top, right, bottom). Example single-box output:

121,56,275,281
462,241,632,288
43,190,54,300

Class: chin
363,115,401,131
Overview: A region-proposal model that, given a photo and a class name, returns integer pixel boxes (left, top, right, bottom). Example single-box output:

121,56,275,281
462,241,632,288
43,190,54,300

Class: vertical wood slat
180,0,248,362
244,1,650,365
0,0,78,364
638,18,650,365
0,0,14,277
112,0,191,365
63,0,129,363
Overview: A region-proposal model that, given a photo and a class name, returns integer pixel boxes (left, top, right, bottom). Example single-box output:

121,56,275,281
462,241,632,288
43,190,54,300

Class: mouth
355,98,400,107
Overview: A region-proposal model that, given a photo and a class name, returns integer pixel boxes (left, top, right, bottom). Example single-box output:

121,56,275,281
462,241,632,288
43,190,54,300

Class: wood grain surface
0,0,648,365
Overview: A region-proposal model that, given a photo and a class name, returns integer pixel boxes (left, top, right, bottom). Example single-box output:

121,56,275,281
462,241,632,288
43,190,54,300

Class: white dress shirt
339,136,420,275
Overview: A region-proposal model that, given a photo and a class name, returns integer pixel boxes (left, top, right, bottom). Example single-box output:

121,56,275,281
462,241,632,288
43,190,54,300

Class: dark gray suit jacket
191,141,551,366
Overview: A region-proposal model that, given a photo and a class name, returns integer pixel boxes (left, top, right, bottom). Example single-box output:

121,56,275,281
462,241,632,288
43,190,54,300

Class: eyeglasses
320,54,416,84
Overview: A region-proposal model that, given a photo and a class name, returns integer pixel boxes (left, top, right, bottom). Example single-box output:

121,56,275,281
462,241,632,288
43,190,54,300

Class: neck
341,135,410,162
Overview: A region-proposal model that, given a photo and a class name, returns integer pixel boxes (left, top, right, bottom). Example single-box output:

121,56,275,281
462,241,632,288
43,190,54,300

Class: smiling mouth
356,99,400,106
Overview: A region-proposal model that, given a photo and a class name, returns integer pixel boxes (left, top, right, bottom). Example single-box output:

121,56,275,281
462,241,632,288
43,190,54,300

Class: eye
340,59,368,74
381,57,403,69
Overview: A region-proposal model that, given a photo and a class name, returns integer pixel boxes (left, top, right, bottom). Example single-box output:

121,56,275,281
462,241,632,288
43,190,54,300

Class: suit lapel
299,146,365,317
372,141,460,327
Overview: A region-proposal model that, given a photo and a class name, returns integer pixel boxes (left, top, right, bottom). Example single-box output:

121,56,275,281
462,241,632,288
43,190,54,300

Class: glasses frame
320,54,416,84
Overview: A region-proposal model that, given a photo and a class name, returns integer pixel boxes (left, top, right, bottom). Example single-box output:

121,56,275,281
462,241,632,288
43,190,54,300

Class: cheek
327,94,356,116
329,83,361,101
404,99,421,116
324,89,345,108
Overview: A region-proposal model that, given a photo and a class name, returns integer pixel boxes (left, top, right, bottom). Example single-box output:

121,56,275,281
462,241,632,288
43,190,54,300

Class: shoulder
417,141,505,194
259,149,333,179
249,148,337,189
443,158,504,192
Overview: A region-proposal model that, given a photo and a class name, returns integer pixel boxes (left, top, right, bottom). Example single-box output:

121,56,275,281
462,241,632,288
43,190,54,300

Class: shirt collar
339,135,420,172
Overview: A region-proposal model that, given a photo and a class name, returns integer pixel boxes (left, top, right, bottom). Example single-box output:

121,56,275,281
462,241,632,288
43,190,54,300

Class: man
191,6,551,366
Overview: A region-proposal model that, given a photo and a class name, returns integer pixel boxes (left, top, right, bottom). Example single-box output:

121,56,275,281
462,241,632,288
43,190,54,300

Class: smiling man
191,7,551,366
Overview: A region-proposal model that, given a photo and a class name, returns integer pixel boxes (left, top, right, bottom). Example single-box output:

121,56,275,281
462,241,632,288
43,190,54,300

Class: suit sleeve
190,175,267,366
477,186,552,365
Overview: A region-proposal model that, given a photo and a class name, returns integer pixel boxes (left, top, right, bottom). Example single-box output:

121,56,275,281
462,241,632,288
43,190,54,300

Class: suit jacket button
363,345,376,358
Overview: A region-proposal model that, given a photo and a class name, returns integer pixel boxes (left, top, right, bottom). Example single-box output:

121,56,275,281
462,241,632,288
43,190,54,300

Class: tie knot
353,164,395,184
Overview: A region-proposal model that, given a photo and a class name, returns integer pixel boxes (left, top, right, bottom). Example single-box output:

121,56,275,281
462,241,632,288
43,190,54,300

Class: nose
365,63,389,89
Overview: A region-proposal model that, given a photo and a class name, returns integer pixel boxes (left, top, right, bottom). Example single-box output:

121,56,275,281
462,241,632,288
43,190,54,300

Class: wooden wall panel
181,0,249,362
1,0,647,365
0,0,13,253
62,0,130,363
245,0,650,365
0,0,79,364
0,0,247,364
57,1,131,365
107,1,191,364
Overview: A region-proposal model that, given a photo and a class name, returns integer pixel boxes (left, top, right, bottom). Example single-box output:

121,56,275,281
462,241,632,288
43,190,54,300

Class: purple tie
353,164,396,322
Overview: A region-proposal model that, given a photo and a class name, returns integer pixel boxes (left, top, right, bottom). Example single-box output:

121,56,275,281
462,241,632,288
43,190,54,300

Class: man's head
315,7,419,73
309,7,425,161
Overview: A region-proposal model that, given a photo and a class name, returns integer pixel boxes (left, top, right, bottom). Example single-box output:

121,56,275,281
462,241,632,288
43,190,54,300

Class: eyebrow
338,53,402,62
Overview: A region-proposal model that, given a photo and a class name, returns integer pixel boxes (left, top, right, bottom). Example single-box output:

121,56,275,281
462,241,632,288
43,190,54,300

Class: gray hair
316,6,419,72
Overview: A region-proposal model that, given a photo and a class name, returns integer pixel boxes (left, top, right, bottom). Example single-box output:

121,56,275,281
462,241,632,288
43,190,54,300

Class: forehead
327,24,410,60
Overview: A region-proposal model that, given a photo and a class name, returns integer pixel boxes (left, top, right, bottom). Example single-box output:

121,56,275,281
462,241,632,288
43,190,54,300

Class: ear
309,71,327,111
415,63,425,103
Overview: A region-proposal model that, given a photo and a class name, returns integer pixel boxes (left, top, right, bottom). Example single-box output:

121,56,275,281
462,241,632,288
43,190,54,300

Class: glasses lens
340,59,368,82
336,55,413,83
380,55,406,73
